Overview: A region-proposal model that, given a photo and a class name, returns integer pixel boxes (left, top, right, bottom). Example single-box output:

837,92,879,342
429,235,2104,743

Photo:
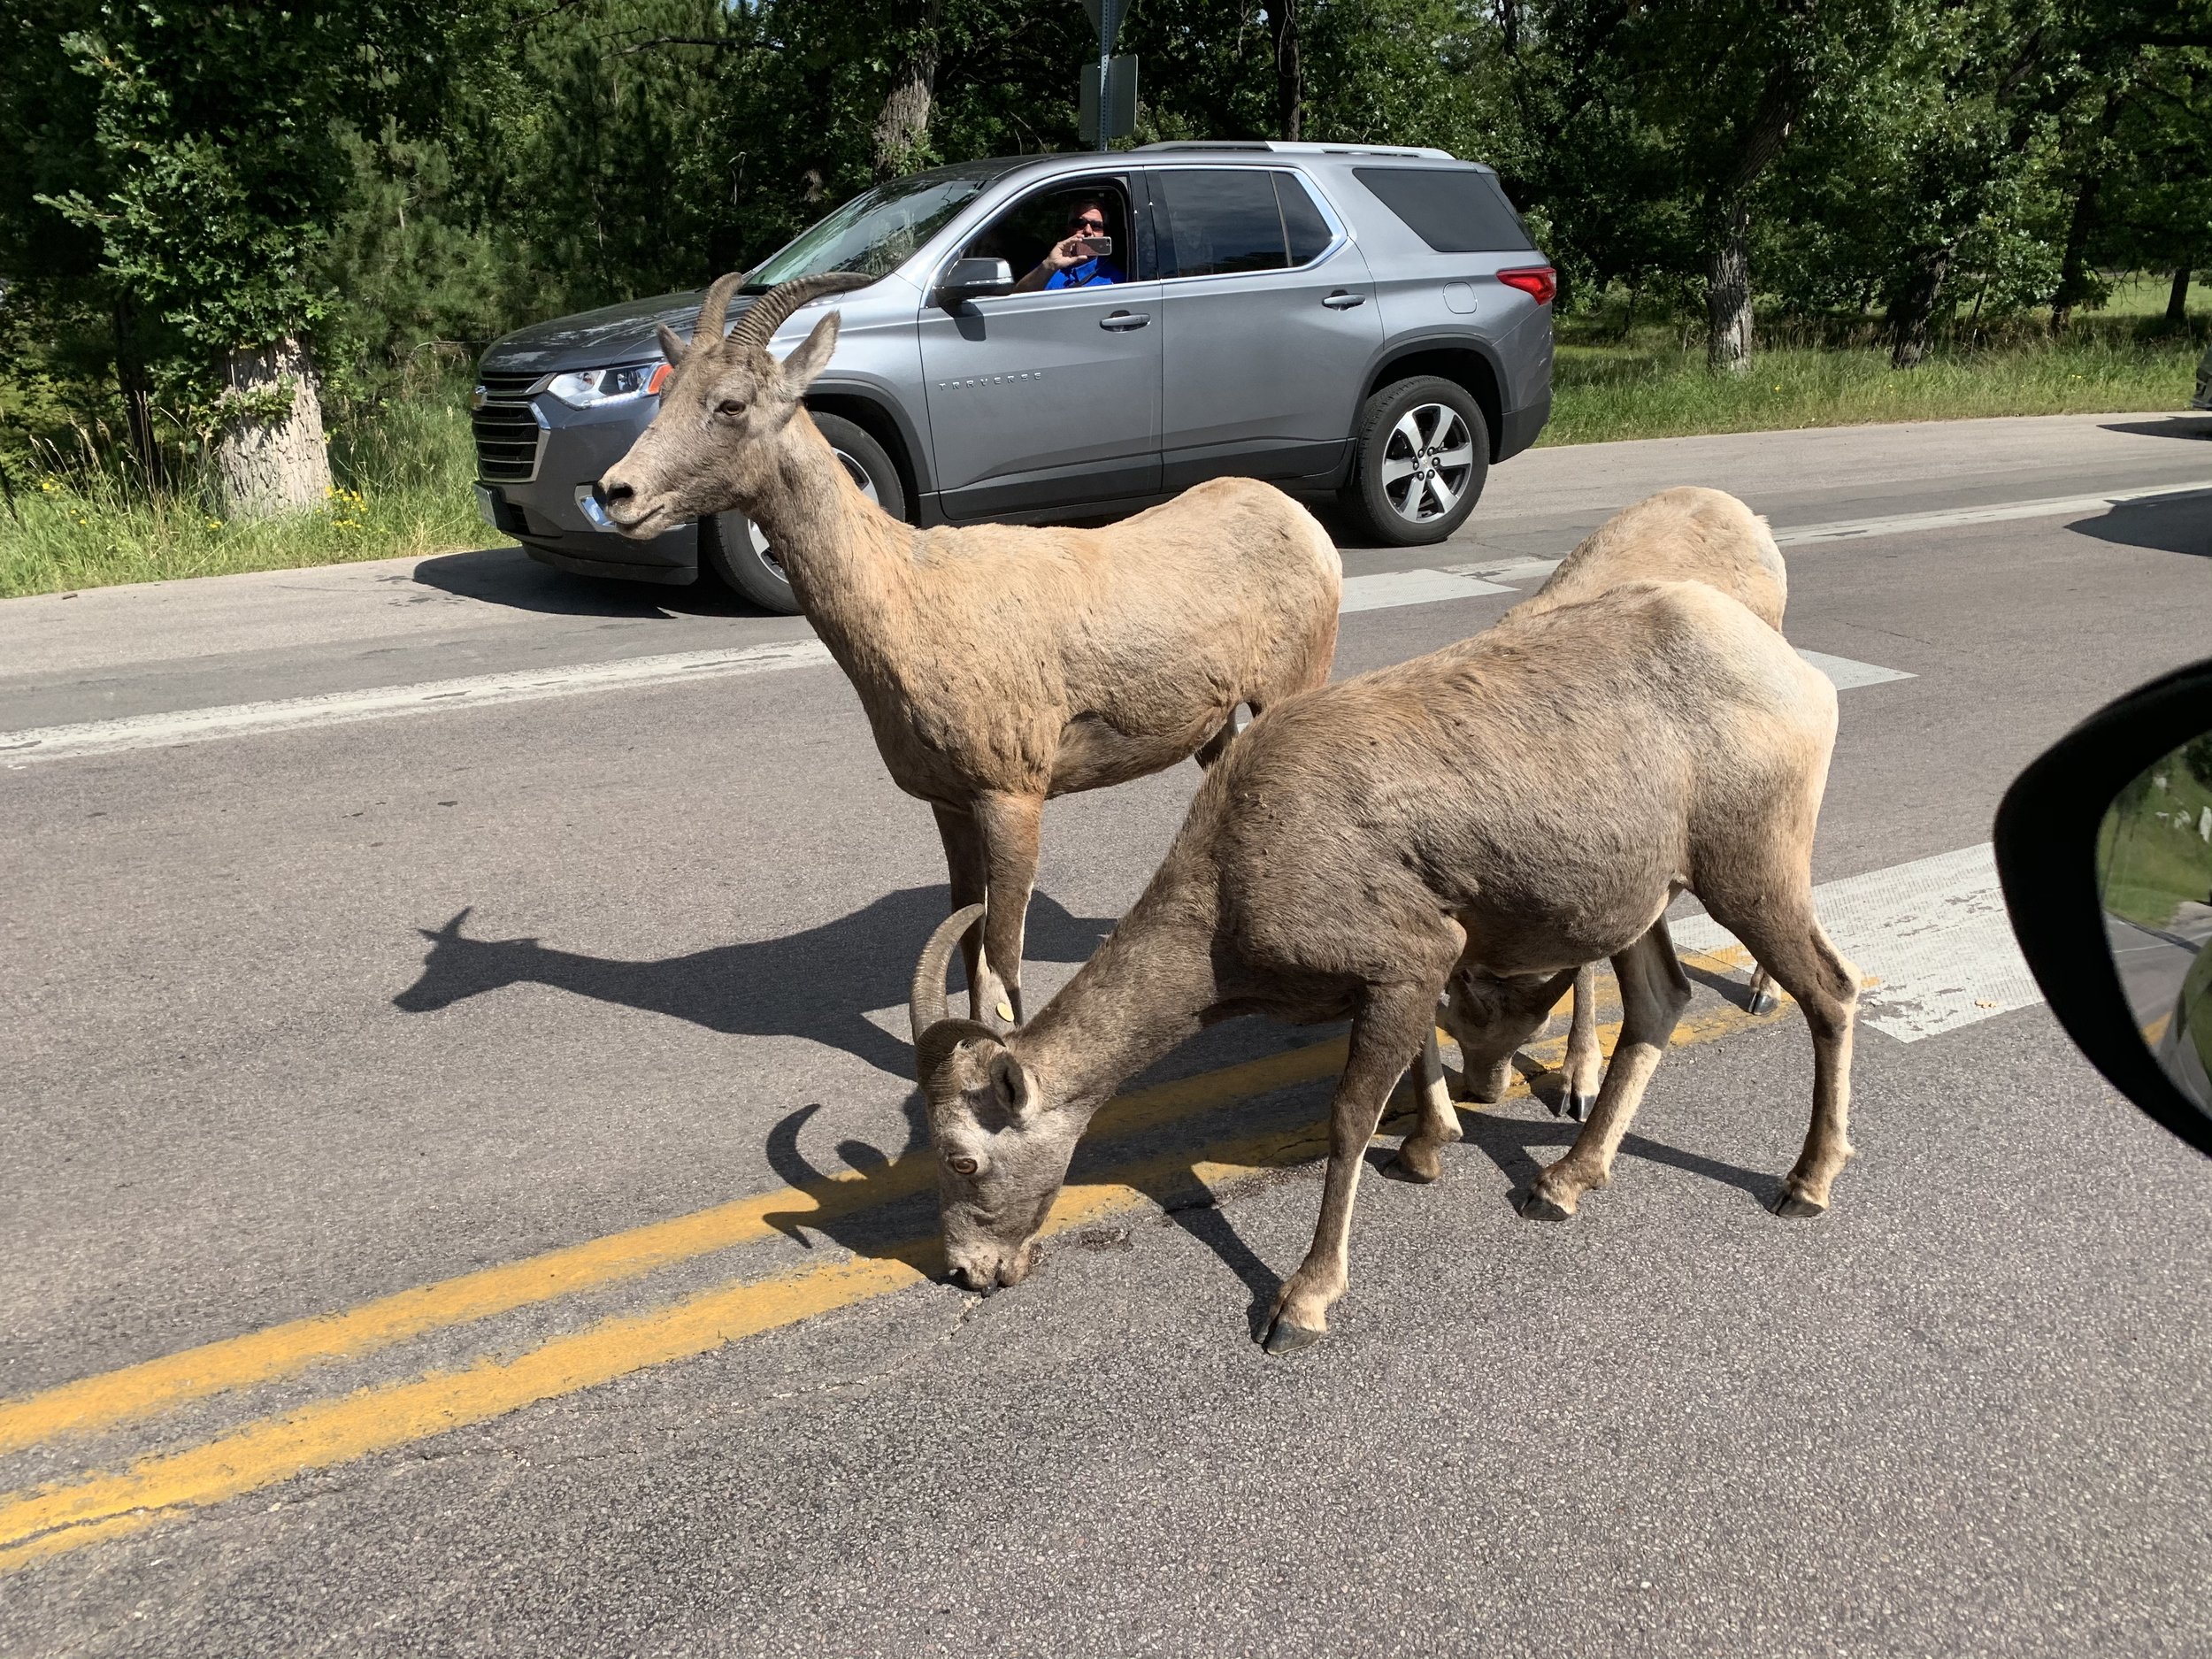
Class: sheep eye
715,397,745,418
949,1156,979,1176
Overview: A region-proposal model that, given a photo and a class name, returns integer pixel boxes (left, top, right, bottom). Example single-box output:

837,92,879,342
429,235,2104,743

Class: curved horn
695,272,749,346
910,903,986,1041
727,271,876,350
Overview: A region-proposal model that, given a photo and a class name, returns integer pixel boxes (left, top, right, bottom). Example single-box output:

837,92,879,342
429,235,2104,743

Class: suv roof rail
1135,140,1456,161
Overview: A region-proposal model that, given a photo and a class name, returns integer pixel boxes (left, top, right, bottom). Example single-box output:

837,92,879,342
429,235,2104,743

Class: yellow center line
0,993,1786,1573
0,1031,1386,1453
0,953,1755,1454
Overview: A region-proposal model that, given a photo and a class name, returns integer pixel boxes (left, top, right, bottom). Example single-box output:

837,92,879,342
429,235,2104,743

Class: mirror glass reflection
2098,729,2212,1111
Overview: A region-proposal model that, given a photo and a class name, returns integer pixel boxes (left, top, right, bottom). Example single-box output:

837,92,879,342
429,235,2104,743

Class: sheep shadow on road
392,885,1294,1325
389,884,1114,1082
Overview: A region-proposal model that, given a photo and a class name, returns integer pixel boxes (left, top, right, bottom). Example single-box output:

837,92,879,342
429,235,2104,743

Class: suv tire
703,412,907,613
1343,376,1489,547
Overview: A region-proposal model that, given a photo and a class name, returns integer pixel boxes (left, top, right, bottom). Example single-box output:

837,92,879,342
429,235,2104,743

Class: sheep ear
989,1050,1039,1124
657,322,689,367
780,311,840,396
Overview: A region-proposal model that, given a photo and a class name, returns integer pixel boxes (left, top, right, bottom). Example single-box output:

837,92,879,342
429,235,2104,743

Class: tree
1636,0,1899,372
25,0,470,515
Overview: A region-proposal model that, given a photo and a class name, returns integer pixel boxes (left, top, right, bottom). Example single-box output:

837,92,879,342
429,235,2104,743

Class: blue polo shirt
1046,257,1125,290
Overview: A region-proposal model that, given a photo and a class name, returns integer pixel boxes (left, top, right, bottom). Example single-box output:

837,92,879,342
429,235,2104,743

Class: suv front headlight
546,361,672,410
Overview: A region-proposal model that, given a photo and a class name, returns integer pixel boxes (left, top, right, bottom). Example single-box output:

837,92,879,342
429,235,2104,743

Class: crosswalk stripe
1339,568,1512,611
1673,842,2039,1042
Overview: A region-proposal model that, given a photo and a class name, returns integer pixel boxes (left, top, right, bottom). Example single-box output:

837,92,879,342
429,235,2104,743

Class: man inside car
1011,198,1124,293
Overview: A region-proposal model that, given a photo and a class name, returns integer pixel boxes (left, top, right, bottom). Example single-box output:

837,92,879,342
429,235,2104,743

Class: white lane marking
1447,481,2212,579
1797,649,1914,690
1770,481,2212,547
1340,569,1512,612
1673,842,2039,1042
0,639,835,765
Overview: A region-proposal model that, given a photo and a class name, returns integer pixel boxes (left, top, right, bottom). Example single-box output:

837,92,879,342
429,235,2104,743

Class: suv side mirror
1995,656,2212,1156
938,257,1015,303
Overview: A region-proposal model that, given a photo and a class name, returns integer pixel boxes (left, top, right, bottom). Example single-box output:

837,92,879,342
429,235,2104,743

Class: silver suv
472,141,1555,612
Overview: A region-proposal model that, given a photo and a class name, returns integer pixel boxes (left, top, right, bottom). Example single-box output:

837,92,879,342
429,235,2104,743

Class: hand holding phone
1071,234,1113,258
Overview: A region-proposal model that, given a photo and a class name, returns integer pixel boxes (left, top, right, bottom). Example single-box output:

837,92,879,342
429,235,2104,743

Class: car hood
478,288,765,376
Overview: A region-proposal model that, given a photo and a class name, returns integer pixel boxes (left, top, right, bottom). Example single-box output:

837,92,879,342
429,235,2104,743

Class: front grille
472,372,547,483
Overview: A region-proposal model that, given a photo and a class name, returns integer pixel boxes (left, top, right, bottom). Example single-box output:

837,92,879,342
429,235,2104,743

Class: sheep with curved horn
910,576,1857,1352
601,273,1340,1030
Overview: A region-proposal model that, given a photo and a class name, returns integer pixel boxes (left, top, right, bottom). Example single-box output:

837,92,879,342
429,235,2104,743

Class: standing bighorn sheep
910,576,1859,1351
1434,486,1787,1151
600,273,1340,1025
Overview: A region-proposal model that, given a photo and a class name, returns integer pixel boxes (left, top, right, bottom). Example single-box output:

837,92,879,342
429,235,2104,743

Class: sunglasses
1068,213,1107,231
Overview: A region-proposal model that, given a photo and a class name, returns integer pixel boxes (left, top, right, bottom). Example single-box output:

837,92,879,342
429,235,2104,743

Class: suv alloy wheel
703,412,908,613
1345,375,1490,547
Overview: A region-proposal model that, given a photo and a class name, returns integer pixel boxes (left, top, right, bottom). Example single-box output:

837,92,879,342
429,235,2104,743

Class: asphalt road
4,412,2210,1655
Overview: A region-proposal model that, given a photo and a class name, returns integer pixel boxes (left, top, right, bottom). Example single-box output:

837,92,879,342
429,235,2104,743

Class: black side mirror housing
1994,655,2212,1156
938,257,1015,304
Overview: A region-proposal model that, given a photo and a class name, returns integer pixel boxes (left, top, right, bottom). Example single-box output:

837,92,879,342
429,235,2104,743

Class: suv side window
1155,169,1288,279
1278,173,1335,265
1155,169,1340,278
956,177,1139,290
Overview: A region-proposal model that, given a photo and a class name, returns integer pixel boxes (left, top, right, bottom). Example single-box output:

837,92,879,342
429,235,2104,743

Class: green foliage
2100,746,2212,929
23,1,472,378
1,0,2208,527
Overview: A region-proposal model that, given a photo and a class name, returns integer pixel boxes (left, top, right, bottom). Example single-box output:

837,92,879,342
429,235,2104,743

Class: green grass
1544,311,2208,448
2100,752,2212,931
0,391,501,600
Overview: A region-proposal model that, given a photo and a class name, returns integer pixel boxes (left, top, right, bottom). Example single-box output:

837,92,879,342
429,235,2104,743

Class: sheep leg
1266,979,1445,1355
1560,963,1604,1119
1441,966,1578,1105
1522,922,1691,1220
1709,903,1860,1216
1381,1027,1460,1183
973,792,1044,1028
931,804,991,1023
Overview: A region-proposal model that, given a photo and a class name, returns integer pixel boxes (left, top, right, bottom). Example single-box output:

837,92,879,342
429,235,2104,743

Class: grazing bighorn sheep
910,578,1858,1351
600,273,1340,1025
1428,487,1787,1163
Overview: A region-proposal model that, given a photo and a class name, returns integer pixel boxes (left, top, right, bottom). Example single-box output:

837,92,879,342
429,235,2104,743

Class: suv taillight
1498,266,1557,306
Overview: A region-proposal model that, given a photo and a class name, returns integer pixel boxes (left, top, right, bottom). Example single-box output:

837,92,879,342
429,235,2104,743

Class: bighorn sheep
1434,487,1786,1150
600,273,1340,1025
910,578,1858,1351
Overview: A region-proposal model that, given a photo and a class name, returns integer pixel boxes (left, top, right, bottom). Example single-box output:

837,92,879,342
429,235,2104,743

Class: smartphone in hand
1072,234,1113,257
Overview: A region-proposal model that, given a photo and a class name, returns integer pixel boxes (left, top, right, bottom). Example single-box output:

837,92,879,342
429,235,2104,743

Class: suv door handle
1322,290,1366,309
1098,310,1151,330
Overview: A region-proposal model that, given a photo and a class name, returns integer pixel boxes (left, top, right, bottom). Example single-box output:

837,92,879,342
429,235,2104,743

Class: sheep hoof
1562,1088,1595,1121
1381,1146,1441,1184
1771,1188,1827,1219
1747,987,1779,1016
1262,1316,1327,1356
1519,1187,1575,1222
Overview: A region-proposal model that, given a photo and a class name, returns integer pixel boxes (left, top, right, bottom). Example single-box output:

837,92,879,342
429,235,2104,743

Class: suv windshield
744,173,989,290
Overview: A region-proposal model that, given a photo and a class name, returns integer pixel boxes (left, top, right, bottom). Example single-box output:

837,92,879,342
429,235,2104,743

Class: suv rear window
1352,167,1532,253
